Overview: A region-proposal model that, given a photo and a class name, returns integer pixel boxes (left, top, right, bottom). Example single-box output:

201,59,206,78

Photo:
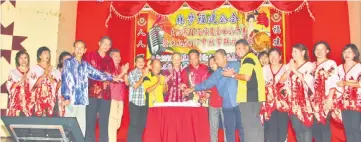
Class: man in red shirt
181,49,209,105
83,36,114,142
108,49,129,142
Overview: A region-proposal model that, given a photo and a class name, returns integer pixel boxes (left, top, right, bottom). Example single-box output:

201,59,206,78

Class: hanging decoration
269,0,315,21
105,1,315,27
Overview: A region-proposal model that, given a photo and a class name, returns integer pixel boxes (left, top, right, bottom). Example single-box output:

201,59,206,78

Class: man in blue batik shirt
185,49,245,142
62,40,120,137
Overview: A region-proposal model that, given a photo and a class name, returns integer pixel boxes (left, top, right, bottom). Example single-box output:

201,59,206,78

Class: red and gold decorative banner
134,13,149,58
135,6,286,70
269,9,286,63
106,1,315,22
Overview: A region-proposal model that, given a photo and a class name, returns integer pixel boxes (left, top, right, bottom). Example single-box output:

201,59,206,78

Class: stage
1,1,361,141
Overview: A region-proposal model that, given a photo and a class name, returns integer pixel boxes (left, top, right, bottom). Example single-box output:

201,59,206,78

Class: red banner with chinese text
135,13,148,58
270,9,286,63
135,6,286,70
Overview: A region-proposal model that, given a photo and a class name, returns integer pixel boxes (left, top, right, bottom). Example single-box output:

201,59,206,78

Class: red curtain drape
284,1,350,64
76,1,111,52
76,1,351,141
110,1,306,17
76,1,135,140
309,1,350,64
187,1,225,11
228,1,264,12
270,1,305,12
111,2,146,17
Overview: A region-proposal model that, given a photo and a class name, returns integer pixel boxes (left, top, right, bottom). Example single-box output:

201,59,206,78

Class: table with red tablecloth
143,107,210,142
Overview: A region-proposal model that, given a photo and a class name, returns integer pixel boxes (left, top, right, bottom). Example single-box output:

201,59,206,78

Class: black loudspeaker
1,116,85,142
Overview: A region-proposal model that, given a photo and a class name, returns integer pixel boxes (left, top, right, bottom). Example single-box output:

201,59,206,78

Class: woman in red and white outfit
310,41,341,142
260,47,289,142
6,50,33,116
284,44,314,142
336,44,361,142
28,46,57,117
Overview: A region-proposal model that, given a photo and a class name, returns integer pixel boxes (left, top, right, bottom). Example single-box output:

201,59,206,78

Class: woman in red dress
285,44,314,142
336,44,361,142
28,47,57,117
310,41,341,142
6,50,33,116
260,48,289,142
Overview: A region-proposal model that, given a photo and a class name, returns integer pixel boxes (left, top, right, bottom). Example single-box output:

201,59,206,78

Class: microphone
147,25,166,55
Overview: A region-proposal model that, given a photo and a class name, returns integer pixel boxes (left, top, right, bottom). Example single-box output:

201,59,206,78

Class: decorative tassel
105,2,113,28
305,1,316,21
105,12,112,28
270,0,315,21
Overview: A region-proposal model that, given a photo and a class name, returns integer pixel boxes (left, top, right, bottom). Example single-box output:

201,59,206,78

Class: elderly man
143,59,166,107
62,40,120,137
163,52,184,102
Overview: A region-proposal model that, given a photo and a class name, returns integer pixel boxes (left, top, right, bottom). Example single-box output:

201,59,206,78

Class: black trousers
127,102,147,142
85,98,111,142
265,110,289,142
342,110,361,142
312,114,331,142
264,118,269,141
290,115,312,142
222,105,244,142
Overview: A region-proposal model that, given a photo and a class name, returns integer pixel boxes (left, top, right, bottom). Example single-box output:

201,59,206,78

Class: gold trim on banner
282,12,287,64
133,13,137,67
105,0,315,27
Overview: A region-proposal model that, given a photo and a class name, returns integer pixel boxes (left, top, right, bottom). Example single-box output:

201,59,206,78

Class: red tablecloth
144,107,210,142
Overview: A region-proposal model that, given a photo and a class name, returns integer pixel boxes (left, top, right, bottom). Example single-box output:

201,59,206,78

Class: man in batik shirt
163,52,184,102
62,40,119,137
181,49,209,106
83,36,115,142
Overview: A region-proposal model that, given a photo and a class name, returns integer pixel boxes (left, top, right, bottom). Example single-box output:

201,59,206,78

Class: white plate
153,101,201,107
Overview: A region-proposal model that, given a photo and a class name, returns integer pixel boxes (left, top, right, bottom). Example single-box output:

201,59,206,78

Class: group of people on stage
6,37,124,142
256,41,361,142
5,35,361,142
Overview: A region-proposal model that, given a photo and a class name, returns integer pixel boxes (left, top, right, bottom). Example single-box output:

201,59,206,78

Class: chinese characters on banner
269,9,286,62
135,6,286,70
135,14,148,57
